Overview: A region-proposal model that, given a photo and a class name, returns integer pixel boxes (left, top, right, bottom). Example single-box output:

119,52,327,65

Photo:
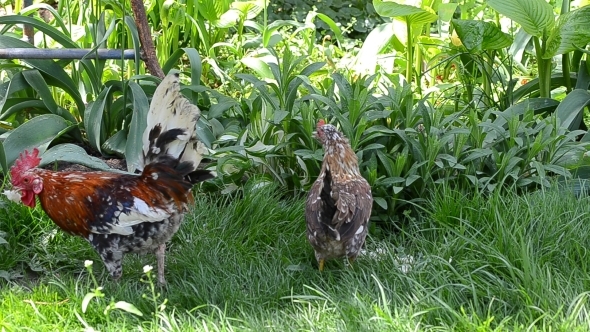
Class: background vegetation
1,0,590,330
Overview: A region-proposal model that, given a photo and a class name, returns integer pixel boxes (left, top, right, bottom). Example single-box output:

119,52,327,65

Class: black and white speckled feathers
31,163,195,279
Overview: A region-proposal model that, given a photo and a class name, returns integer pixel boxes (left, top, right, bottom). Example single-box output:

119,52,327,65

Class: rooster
305,120,373,271
6,73,215,284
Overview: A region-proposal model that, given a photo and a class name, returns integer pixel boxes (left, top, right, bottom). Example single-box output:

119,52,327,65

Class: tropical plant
486,0,590,98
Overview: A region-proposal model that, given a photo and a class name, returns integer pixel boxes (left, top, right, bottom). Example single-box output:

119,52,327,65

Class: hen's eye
23,178,29,183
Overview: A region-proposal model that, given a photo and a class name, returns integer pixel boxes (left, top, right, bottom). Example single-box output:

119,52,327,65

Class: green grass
2,184,590,331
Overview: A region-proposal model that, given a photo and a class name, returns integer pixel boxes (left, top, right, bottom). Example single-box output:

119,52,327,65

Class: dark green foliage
268,0,385,40
208,54,588,222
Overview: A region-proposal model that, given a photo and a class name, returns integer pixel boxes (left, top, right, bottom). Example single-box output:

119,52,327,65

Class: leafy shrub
268,0,385,40
209,54,590,223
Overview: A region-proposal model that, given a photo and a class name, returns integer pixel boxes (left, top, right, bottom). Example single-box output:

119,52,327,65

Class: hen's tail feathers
140,73,212,181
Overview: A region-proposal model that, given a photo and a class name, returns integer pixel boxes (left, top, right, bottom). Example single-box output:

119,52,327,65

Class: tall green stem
533,36,549,98
406,22,413,84
561,0,572,93
482,51,493,107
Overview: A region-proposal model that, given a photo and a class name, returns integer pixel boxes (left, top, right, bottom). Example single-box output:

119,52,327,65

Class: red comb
317,119,326,128
10,148,41,184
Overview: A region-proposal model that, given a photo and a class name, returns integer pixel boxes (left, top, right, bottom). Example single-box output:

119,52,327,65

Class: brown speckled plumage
305,120,373,271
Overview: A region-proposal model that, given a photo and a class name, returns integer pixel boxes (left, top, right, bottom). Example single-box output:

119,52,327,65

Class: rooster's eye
23,178,29,183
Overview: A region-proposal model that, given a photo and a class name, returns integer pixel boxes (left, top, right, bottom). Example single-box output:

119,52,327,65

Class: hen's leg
318,258,325,272
347,256,356,269
155,243,167,285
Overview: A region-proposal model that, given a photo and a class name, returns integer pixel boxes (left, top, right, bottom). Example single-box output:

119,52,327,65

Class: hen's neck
321,141,360,181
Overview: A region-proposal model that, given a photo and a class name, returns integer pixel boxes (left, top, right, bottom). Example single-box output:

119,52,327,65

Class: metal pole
0,48,138,60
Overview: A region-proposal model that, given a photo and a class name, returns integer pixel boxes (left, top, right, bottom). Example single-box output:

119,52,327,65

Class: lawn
1,184,590,331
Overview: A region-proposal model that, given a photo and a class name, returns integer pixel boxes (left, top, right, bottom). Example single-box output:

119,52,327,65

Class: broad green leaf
163,48,203,85
102,130,127,157
374,0,438,25
257,19,301,47
0,15,78,48
510,28,534,62
39,143,116,172
210,42,240,57
406,174,421,186
123,16,142,74
81,293,97,313
20,70,78,123
486,0,554,37
463,148,493,163
113,301,143,316
274,110,290,124
0,100,48,121
21,71,59,114
544,6,590,58
438,3,459,22
201,0,233,20
374,197,388,210
300,62,326,78
125,81,149,172
363,143,386,151
0,78,10,116
315,13,345,48
80,12,117,62
240,56,274,80
511,74,579,102
353,22,396,72
452,19,513,51
0,15,97,85
0,36,85,114
3,114,72,167
0,141,6,174
494,98,559,129
161,0,185,26
197,117,216,149
16,4,69,34
555,89,590,130
232,0,266,20
216,9,240,28
208,100,239,119
84,86,113,154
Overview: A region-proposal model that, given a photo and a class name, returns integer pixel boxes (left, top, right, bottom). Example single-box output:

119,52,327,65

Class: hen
7,73,215,284
305,120,373,271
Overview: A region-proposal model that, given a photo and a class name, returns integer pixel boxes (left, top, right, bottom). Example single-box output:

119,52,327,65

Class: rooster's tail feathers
140,73,206,178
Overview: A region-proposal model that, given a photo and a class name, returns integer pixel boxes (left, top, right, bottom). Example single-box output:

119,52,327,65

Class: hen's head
314,120,360,173
9,148,43,207
315,119,346,146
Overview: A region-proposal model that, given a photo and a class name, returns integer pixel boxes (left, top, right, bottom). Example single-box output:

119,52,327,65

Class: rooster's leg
318,258,325,272
155,243,167,285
